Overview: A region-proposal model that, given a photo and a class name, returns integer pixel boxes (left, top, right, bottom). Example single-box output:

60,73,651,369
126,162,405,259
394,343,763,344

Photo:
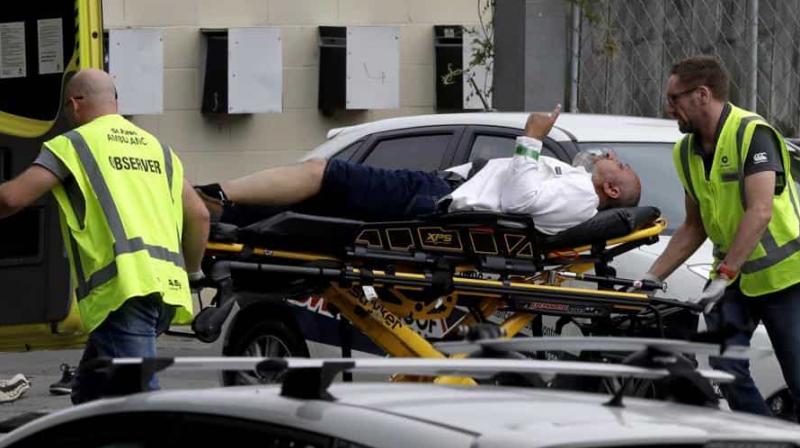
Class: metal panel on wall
346,26,399,110
228,27,282,114
109,28,164,115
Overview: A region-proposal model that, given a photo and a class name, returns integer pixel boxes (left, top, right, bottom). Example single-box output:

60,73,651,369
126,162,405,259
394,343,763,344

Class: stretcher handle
191,261,237,343
648,296,703,313
557,271,666,292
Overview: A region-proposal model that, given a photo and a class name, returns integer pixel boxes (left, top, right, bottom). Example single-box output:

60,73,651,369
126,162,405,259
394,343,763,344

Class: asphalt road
0,331,221,424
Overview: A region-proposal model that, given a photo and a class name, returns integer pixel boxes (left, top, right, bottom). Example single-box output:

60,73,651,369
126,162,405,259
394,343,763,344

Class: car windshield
577,142,685,234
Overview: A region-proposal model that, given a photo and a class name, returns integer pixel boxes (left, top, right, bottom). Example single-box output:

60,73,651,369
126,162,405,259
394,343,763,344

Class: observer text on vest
108,156,162,174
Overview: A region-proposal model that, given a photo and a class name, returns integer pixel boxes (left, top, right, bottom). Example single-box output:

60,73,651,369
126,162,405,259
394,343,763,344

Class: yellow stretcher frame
205,219,668,373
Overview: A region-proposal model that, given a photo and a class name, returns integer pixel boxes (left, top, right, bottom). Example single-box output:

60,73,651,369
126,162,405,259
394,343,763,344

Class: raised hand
524,104,562,140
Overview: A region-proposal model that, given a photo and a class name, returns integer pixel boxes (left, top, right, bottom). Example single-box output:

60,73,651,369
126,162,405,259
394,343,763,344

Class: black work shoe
49,363,74,396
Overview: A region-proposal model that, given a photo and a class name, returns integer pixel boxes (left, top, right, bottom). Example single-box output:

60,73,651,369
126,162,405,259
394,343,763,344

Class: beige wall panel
103,0,489,180
182,150,305,183
164,68,199,110
102,0,125,28
130,115,161,137
123,0,199,26
338,0,411,24
400,64,434,107
268,0,338,25
408,0,484,24
284,67,318,109
228,109,332,153
281,26,318,68
158,111,230,153
367,106,434,122
400,25,434,66
198,0,269,27
164,27,201,69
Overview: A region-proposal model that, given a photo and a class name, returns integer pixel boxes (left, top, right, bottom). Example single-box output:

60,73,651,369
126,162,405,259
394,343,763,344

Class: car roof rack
431,336,772,408
89,338,740,408
434,336,773,360
97,355,735,382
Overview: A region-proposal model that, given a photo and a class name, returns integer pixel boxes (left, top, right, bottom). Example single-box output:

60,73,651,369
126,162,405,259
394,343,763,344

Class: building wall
102,0,485,183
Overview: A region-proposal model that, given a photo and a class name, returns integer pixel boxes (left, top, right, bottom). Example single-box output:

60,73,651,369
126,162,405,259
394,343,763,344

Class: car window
469,135,557,162
6,411,363,448
362,134,452,171
578,142,684,234
331,140,362,162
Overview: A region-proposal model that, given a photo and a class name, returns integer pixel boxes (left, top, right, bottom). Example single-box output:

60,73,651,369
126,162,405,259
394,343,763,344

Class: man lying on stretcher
197,105,642,235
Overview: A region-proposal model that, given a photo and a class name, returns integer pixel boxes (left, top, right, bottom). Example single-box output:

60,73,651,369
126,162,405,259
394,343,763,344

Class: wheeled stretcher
193,205,699,362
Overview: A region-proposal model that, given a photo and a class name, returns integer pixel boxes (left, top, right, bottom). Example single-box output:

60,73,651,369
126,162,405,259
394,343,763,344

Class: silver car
1,355,799,448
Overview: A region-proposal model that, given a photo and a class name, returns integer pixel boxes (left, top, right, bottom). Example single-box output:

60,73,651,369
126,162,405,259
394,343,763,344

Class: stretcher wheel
466,345,546,388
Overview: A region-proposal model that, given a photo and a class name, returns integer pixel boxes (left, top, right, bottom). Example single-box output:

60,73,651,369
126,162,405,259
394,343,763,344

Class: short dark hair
670,55,730,101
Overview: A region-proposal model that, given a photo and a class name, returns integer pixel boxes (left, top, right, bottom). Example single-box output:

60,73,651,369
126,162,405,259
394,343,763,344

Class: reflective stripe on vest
736,117,800,273
64,130,184,300
679,137,697,203
734,116,759,208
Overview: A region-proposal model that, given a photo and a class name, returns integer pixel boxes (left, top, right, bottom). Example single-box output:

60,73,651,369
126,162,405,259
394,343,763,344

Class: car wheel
222,320,309,386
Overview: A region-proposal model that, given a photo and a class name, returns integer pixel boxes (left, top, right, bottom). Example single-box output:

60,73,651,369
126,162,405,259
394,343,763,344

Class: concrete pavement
0,332,221,424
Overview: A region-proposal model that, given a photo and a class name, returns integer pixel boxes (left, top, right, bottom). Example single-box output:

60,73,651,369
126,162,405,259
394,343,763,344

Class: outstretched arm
181,178,210,273
0,165,60,219
646,193,707,280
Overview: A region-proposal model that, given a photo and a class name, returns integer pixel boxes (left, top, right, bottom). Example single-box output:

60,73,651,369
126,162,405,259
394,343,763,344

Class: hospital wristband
514,136,542,160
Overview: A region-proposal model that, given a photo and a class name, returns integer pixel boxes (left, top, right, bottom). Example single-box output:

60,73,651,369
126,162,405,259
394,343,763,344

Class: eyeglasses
667,87,698,105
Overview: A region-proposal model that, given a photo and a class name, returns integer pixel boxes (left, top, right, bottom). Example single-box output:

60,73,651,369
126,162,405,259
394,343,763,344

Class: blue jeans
706,281,800,419
71,294,175,405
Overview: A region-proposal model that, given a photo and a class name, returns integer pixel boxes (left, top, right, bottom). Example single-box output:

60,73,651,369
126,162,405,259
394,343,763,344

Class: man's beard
678,117,696,134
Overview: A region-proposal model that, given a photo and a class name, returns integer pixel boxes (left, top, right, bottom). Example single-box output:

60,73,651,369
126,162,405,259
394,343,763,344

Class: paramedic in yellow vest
640,56,800,418
0,68,210,404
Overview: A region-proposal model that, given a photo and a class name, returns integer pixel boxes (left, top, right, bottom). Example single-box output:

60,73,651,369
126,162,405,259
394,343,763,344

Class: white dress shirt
443,140,599,235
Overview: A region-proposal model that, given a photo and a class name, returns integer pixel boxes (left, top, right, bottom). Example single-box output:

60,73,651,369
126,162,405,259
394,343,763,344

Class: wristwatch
716,262,738,279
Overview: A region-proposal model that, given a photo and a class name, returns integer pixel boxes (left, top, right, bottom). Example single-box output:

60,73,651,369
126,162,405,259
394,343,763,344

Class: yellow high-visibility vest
45,114,192,331
673,104,800,296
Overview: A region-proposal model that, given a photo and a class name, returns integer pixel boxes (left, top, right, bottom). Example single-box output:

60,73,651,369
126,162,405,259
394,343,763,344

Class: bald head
592,156,642,210
63,68,118,125
605,169,641,208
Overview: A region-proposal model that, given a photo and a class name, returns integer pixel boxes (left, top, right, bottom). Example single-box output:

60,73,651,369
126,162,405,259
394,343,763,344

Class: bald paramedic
0,68,210,404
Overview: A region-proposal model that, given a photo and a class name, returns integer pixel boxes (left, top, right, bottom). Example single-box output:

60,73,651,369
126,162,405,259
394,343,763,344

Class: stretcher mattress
211,206,661,258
